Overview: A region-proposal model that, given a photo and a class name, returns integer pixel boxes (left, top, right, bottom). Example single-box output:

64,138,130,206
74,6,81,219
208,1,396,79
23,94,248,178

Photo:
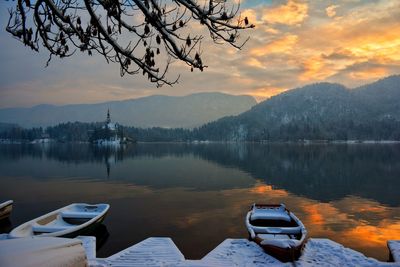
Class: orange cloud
245,57,265,69
348,67,388,80
261,0,308,26
250,34,298,57
250,183,288,197
248,86,289,102
244,1,400,96
300,56,337,81
341,222,400,247
290,2,400,84
345,28,400,62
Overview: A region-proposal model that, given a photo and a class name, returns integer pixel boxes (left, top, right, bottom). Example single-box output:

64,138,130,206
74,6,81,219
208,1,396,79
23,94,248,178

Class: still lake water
0,143,400,260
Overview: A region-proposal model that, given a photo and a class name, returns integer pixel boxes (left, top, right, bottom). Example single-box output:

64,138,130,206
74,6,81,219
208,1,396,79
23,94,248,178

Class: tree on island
6,0,254,86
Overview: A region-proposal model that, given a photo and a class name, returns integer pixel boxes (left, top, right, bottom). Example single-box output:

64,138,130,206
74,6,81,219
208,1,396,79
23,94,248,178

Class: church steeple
106,109,111,124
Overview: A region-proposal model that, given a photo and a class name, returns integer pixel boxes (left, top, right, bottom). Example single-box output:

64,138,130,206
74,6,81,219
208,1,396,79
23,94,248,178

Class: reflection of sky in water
0,143,399,260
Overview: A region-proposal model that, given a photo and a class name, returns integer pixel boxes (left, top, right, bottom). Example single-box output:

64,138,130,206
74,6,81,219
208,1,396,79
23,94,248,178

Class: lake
0,143,399,261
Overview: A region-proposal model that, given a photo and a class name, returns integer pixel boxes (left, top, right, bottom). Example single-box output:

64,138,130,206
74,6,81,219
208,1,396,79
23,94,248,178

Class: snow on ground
0,237,87,267
99,237,185,267
199,239,287,267
88,238,400,267
76,236,96,260
1,236,398,266
388,241,400,263
296,239,393,267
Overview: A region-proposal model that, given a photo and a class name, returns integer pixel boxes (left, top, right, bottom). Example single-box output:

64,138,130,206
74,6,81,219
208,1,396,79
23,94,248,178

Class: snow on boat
0,200,13,221
0,237,87,267
9,203,109,239
245,203,307,262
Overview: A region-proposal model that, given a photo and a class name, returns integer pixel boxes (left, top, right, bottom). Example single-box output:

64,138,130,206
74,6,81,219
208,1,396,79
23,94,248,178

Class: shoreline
1,139,400,145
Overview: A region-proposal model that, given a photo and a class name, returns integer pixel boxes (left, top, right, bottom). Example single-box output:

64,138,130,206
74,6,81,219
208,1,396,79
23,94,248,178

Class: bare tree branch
6,0,255,87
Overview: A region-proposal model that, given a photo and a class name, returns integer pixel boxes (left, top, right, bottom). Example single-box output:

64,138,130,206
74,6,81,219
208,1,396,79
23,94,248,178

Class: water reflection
0,219,12,234
93,224,110,251
0,143,399,260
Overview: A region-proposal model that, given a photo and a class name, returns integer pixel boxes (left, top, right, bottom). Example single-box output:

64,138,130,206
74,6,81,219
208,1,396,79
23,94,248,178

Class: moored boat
0,200,13,221
245,203,307,262
9,203,109,238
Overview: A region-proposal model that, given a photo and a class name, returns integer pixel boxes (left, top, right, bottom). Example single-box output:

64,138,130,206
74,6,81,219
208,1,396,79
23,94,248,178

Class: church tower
106,109,111,124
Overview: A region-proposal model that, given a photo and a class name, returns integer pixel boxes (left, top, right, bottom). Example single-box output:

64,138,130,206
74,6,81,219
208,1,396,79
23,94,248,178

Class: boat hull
9,203,110,239
246,203,308,262
60,212,108,238
253,235,306,262
0,202,13,221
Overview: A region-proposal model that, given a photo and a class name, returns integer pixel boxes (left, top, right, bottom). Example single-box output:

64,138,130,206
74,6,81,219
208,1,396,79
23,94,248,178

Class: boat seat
60,211,98,219
250,209,291,222
258,236,302,249
32,225,70,233
251,226,302,235
257,234,291,240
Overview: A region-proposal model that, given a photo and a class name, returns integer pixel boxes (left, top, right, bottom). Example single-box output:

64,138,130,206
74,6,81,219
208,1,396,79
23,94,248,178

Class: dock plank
90,238,400,267
104,237,184,267
200,239,288,266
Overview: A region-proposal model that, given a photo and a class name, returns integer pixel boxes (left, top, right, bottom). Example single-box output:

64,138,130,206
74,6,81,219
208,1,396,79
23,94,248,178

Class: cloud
300,56,337,81
247,86,288,101
326,5,339,18
250,34,298,57
261,0,309,26
348,67,388,80
322,49,355,60
1,0,400,107
245,57,265,69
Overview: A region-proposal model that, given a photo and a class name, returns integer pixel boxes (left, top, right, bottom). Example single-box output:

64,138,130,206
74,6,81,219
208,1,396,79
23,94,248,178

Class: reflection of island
0,143,400,206
95,145,123,178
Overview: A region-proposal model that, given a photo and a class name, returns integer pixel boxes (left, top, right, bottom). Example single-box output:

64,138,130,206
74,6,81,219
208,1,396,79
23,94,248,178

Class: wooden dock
80,237,400,267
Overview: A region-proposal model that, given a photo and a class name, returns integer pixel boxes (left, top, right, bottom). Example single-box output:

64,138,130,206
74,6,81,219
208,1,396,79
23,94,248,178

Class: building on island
91,109,126,145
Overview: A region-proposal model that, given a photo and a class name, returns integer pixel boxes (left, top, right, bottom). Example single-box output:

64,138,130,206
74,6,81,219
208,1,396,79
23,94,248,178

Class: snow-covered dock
94,237,185,267
388,241,400,263
82,237,400,267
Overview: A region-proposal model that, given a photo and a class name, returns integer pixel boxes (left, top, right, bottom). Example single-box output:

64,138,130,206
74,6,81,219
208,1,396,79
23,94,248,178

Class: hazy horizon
0,91,258,109
1,75,399,109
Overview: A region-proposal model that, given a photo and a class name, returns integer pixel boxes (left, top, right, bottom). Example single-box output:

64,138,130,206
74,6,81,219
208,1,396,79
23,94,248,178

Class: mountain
0,92,256,128
195,75,400,141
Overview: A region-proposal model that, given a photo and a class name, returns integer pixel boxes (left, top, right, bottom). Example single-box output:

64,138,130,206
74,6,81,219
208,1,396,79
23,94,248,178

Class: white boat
9,203,109,238
245,203,307,262
0,200,13,221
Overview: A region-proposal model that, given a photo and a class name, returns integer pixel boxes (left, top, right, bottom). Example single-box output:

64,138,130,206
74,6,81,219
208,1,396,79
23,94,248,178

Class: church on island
91,110,126,145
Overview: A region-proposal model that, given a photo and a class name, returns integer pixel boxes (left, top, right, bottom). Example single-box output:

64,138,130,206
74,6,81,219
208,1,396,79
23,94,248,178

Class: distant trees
6,0,253,86
1,119,400,143
89,127,109,143
47,122,100,142
0,126,43,141
125,126,190,142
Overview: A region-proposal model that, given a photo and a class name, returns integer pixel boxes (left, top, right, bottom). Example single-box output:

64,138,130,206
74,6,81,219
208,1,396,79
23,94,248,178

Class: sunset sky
0,0,399,108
